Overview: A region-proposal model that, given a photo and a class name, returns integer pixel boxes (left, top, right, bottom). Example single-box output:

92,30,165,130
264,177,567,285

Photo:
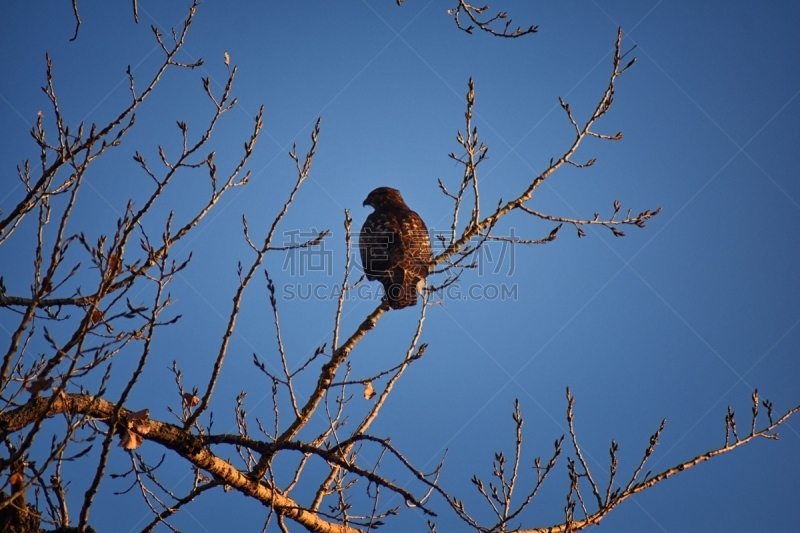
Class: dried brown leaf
364,381,376,400
119,427,143,450
27,376,54,395
90,309,104,324
132,420,151,436
119,410,151,450
9,472,24,490
182,393,199,407
129,408,150,421
108,252,122,277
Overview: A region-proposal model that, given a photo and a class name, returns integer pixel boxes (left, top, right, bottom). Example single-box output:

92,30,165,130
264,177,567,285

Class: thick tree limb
0,394,359,533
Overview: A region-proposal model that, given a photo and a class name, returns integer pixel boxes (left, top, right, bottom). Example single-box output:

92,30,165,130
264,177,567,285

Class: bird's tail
384,282,417,309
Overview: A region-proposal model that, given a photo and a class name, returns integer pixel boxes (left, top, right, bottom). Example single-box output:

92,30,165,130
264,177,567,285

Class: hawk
359,187,432,309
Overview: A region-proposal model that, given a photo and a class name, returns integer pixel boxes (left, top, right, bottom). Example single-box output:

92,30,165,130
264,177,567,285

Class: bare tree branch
449,1,538,38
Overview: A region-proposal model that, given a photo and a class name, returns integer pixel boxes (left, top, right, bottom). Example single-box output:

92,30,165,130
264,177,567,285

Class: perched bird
359,187,432,309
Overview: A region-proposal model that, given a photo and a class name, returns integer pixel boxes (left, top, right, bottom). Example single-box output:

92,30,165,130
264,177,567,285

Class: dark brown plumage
359,187,431,309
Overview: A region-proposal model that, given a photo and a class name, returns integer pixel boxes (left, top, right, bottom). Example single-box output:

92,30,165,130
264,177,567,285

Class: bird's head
363,187,405,209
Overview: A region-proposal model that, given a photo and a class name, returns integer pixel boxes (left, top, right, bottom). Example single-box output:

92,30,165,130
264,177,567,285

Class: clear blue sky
2,2,799,532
